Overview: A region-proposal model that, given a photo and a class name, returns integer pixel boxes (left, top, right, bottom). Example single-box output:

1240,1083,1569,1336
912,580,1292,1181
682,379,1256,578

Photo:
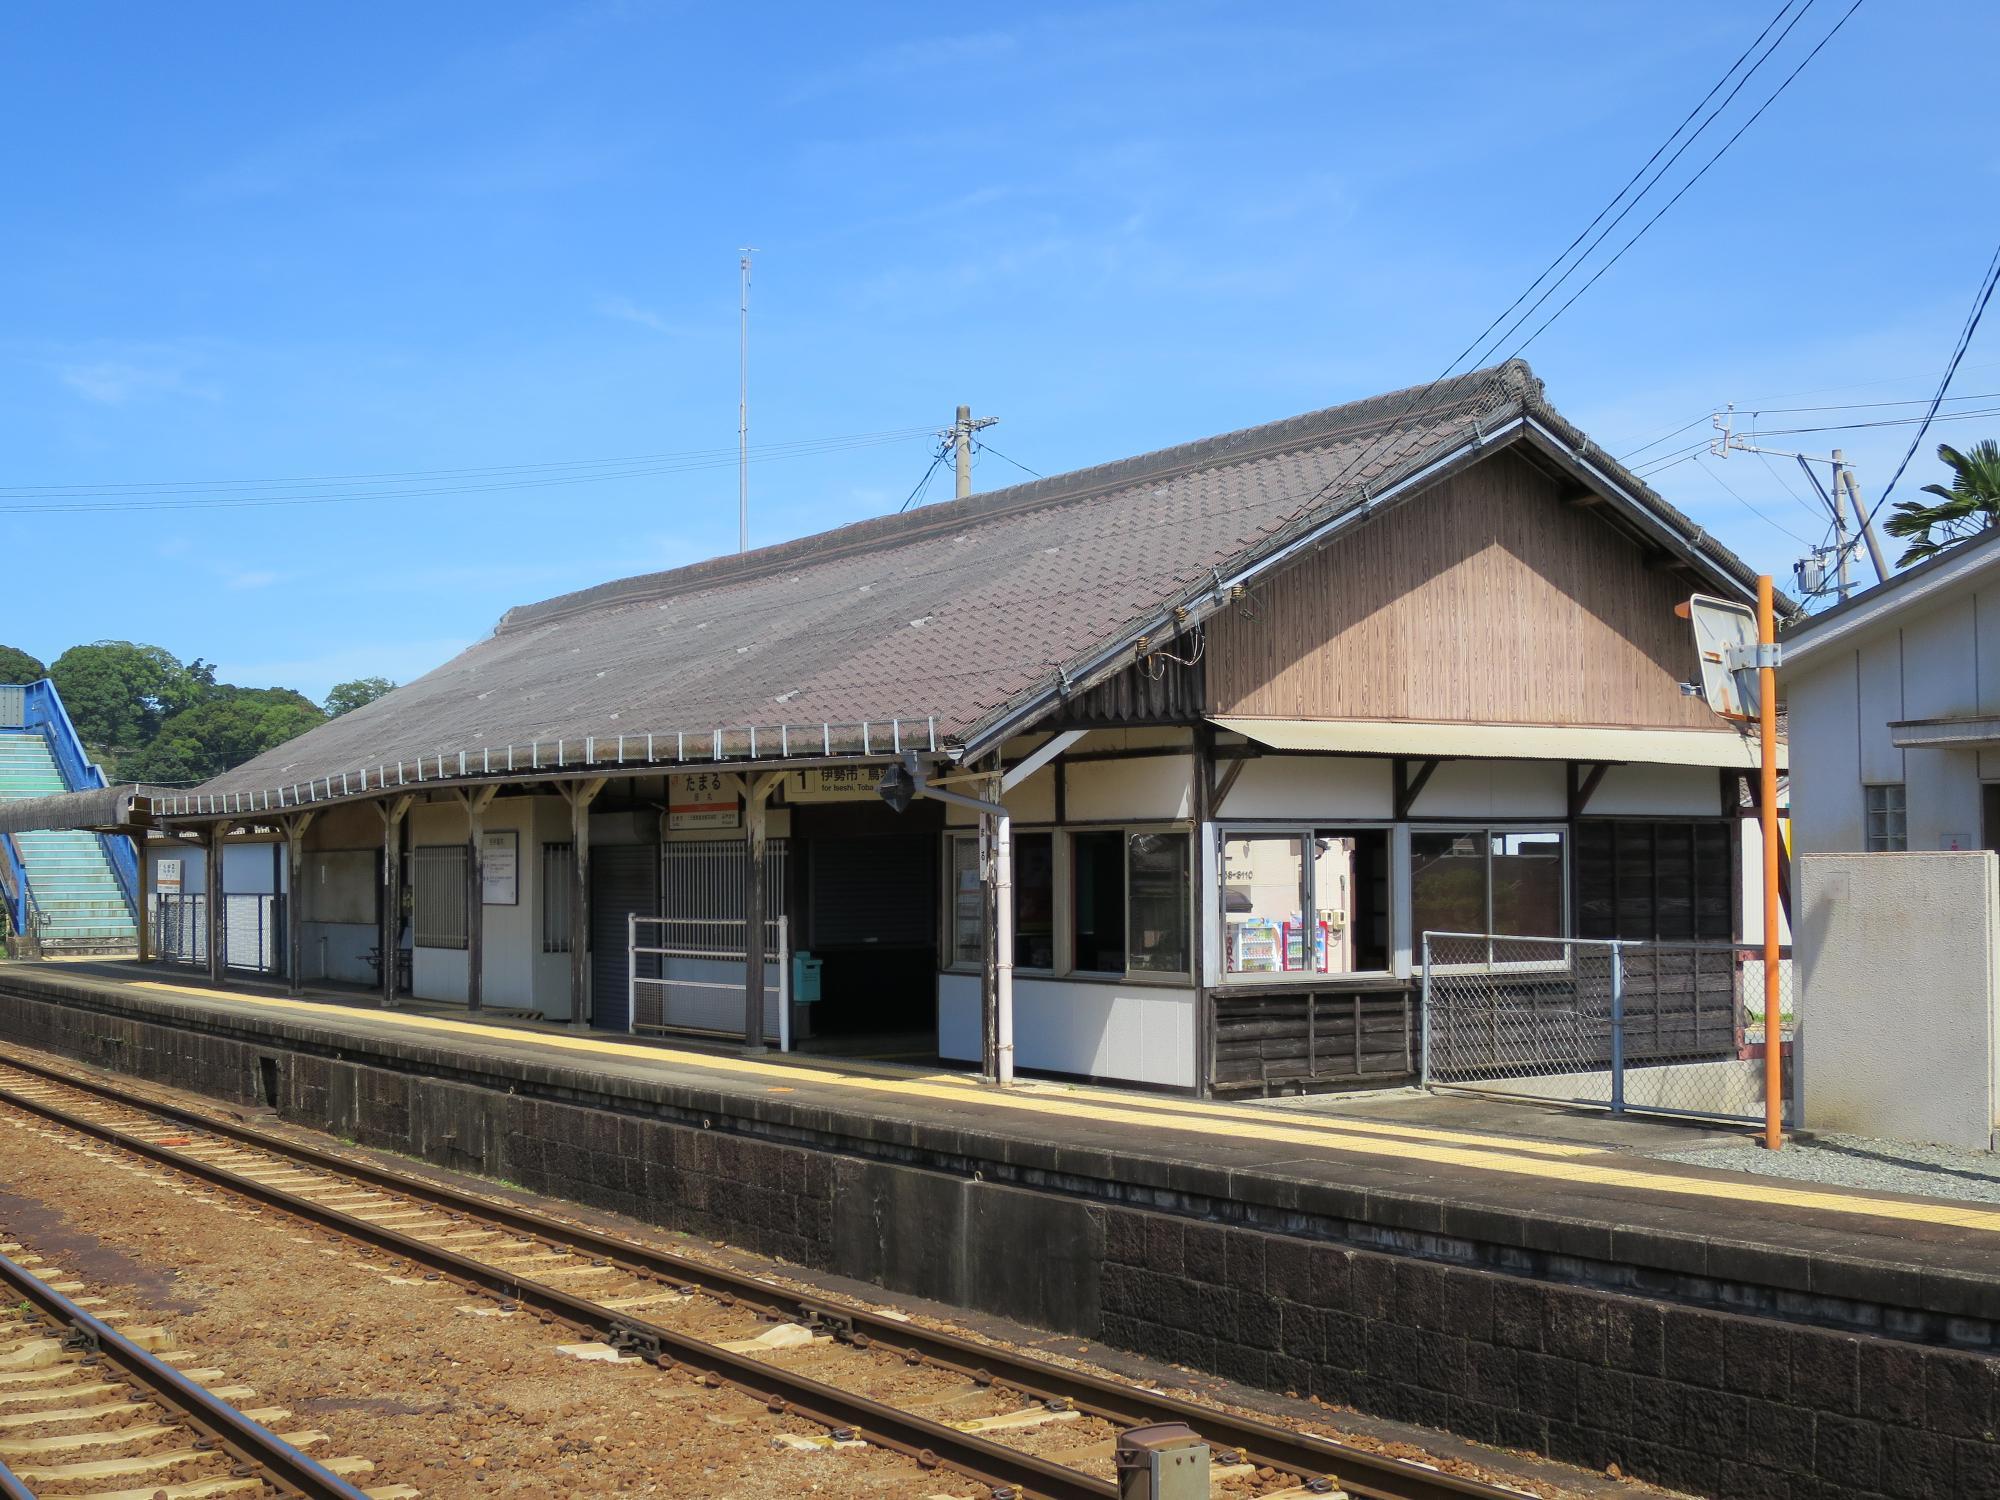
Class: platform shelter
0,361,1783,1096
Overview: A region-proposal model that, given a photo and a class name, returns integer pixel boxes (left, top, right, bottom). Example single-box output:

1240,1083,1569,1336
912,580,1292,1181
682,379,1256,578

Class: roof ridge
496,361,1532,635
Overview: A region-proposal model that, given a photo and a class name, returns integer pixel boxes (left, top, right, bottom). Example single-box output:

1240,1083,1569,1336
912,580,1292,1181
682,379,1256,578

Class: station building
0,361,1779,1096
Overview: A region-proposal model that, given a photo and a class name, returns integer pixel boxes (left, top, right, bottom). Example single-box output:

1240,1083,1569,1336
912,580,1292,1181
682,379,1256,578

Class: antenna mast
738,248,757,554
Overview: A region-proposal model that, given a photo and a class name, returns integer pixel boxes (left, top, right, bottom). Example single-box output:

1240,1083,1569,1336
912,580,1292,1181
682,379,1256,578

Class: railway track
0,1046,1533,1500
0,1239,389,1500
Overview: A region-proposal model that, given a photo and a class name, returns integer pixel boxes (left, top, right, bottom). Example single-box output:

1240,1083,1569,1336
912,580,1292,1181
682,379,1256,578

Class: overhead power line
1856,238,2000,538
1232,0,1855,559
1507,0,1866,359
0,427,937,516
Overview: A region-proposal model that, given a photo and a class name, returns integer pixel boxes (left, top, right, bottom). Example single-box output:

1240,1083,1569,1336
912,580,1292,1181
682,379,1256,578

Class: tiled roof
189,359,1758,801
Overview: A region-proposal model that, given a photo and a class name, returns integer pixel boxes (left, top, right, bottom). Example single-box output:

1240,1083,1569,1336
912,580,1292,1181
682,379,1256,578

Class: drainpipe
993,803,1014,1087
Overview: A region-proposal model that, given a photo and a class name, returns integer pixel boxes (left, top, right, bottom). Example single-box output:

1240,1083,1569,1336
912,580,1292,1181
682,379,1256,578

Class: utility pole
948,405,999,500
1829,448,1851,602
738,248,757,554
1710,407,1892,601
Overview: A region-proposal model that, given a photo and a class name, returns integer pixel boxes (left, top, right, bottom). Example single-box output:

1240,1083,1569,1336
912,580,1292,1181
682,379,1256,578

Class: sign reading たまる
669,772,740,830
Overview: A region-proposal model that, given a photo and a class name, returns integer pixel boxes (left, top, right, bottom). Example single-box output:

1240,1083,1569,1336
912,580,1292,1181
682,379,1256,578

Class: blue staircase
0,684,139,954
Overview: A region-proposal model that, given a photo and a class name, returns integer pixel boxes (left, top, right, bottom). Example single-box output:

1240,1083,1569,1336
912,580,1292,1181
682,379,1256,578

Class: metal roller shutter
589,845,658,1031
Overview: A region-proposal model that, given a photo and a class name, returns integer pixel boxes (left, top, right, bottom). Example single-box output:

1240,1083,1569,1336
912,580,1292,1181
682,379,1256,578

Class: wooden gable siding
1205,450,1720,729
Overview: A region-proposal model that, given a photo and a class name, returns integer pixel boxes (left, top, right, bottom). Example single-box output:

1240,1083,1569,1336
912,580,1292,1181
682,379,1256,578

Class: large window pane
1313,830,1391,973
1222,834,1305,974
1490,831,1564,937
947,834,982,967
1072,831,1126,974
1127,832,1190,974
1014,832,1055,970
1411,830,1487,940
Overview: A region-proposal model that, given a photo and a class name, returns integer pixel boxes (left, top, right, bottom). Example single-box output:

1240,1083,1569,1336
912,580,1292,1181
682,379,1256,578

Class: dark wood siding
1210,986,1415,1094
1573,819,1735,942
1044,639,1205,728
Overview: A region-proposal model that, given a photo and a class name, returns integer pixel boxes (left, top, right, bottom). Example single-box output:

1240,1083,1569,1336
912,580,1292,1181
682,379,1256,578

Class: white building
1782,525,2000,856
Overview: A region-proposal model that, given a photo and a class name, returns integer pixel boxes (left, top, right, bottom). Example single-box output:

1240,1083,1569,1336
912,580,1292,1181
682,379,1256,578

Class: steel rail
0,1049,1522,1500
0,1070,1109,1500
0,1246,373,1500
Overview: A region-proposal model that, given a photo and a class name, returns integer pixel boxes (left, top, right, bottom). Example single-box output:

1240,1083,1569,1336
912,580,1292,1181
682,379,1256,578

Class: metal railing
153,892,286,975
629,913,791,1050
1420,932,1796,1127
17,679,139,909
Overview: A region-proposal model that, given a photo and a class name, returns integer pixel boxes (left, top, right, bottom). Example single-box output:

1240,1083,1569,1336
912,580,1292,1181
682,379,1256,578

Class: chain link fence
1421,932,1795,1126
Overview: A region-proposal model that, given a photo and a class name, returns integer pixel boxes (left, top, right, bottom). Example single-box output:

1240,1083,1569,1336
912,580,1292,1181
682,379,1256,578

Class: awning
0,786,156,837
1890,715,2000,751
1210,717,1782,770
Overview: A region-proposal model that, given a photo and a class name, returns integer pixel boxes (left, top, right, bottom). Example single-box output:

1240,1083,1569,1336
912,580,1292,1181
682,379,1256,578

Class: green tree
47,642,195,757
324,675,395,718
0,645,45,684
1883,439,2000,564
122,688,327,785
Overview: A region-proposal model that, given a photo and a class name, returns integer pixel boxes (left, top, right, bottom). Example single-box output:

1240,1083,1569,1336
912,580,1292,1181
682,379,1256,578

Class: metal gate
627,840,789,1043
1421,932,1796,1125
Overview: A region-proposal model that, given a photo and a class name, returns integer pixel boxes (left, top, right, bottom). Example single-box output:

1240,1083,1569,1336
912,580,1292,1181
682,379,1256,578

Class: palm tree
1883,439,2000,564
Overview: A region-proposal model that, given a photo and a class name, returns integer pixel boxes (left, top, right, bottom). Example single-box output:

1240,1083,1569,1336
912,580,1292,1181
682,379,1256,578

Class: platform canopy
1211,716,1783,769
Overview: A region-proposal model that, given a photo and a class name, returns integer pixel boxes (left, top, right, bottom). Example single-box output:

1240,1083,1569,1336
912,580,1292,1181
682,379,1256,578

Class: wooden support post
204,823,224,983
130,833,149,964
980,753,1002,1082
1566,762,1612,821
282,811,315,995
460,787,498,1012
376,794,413,1009
1393,757,1441,820
741,772,782,1049
565,779,607,1029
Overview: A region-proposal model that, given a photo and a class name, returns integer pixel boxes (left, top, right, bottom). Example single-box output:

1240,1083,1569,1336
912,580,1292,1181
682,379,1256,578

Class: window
1985,784,2000,853
542,842,573,953
1127,832,1190,974
947,833,983,967
413,845,469,950
1864,784,1907,852
1071,831,1126,974
1014,832,1055,970
944,827,1193,980
1222,828,1391,977
1412,828,1566,941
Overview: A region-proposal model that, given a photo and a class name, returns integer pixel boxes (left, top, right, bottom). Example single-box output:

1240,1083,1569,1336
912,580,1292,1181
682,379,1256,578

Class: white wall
1408,759,1566,819
1797,851,1998,1149
1588,764,1723,817
937,971,1195,1087
1215,755,1392,819
1787,578,2000,854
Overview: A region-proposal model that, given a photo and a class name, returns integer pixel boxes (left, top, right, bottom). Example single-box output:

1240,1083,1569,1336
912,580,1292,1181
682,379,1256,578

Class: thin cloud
597,296,690,337
59,360,219,406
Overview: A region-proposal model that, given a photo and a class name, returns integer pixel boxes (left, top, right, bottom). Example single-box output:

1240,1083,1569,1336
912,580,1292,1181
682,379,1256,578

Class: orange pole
1758,575,1783,1151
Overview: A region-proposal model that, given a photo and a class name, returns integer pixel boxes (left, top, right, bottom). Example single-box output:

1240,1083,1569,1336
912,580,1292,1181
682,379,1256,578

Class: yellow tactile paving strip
121,977,2000,1239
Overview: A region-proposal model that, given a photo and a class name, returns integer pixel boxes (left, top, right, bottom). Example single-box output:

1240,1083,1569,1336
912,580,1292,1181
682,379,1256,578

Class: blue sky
4,2,1996,700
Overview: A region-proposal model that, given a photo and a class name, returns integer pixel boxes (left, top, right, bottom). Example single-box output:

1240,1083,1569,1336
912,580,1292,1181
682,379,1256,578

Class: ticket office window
1221,828,1392,979
948,827,1190,981
1410,828,1567,942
